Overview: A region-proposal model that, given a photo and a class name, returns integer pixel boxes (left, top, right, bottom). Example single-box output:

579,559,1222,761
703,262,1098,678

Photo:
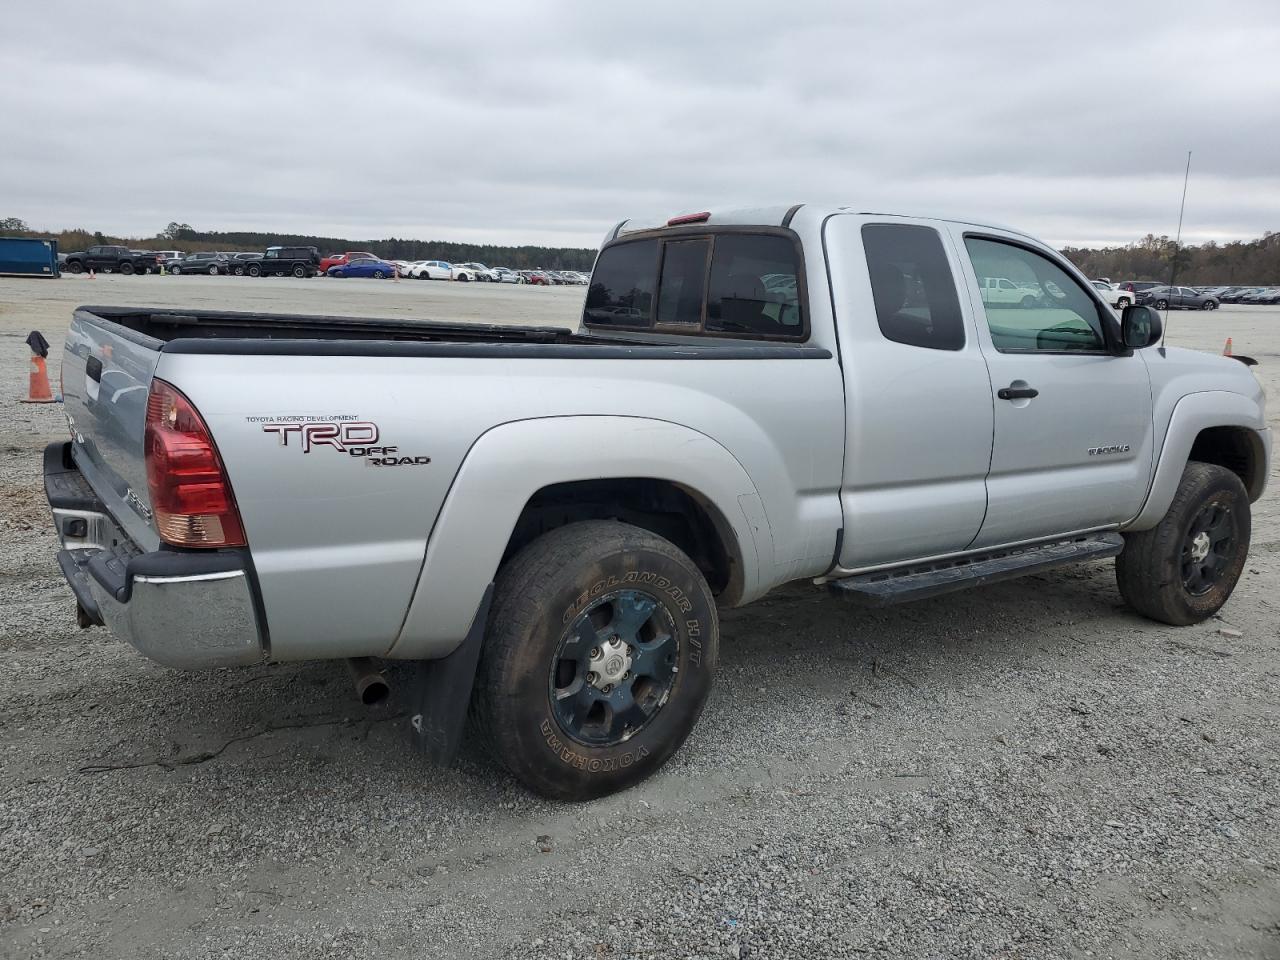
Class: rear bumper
44,442,267,669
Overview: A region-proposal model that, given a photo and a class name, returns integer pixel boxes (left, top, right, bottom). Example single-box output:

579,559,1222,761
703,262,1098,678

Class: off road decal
249,415,430,467
540,719,650,770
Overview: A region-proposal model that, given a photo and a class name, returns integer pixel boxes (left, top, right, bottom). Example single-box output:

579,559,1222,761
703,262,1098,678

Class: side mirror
1121,303,1162,349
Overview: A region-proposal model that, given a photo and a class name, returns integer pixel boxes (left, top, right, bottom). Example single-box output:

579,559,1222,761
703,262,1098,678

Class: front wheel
248,264,261,277
472,520,718,800
1116,297,1131,308
372,270,385,279
1116,462,1250,626
208,265,219,275
170,266,181,275
1202,300,1216,310
1155,299,1169,310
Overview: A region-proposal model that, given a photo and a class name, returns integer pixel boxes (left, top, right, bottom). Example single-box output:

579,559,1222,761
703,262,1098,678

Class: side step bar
829,532,1124,605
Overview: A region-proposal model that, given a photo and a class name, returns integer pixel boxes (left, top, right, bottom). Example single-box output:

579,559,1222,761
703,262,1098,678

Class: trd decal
253,418,430,467
261,420,379,453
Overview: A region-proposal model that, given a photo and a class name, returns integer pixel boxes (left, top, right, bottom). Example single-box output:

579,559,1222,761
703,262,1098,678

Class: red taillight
144,379,245,548
667,211,711,226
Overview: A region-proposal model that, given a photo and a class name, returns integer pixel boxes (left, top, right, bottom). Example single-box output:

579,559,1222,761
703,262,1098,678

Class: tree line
1062,231,1280,285
4,217,1278,283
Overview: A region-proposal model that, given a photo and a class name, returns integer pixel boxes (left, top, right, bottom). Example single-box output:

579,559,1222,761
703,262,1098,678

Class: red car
319,251,378,274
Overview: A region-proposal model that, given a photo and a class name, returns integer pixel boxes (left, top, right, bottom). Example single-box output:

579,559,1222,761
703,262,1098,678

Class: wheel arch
1125,392,1270,531
388,416,769,660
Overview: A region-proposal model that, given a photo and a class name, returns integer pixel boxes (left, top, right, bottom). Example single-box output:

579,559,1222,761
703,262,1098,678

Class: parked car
1090,280,1134,309
1116,280,1164,295
326,257,397,278
61,245,157,276
227,253,263,276
43,204,1270,800
1135,285,1219,310
521,269,551,285
408,260,454,280
249,246,320,278
1239,287,1280,304
980,276,1042,306
169,252,232,275
493,267,525,284
454,262,498,282
319,251,378,274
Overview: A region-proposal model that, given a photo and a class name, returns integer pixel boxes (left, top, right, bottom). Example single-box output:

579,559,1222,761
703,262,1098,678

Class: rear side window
585,239,658,327
862,224,965,350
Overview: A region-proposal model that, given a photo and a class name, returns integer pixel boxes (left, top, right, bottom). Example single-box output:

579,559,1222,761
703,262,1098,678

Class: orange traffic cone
1223,337,1233,356
22,356,55,403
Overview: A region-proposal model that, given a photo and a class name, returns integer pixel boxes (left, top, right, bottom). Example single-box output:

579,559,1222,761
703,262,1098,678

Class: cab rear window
584,231,806,340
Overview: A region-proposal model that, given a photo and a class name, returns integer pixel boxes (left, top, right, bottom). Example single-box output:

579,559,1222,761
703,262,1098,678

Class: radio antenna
1161,150,1192,346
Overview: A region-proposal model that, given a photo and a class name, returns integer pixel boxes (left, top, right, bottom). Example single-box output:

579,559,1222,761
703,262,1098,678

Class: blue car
327,257,397,279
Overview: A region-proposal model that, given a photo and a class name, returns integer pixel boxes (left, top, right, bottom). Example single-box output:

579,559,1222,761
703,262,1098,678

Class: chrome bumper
44,442,267,669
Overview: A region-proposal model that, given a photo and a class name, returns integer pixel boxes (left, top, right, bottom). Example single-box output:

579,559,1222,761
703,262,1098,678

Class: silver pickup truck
45,205,1270,799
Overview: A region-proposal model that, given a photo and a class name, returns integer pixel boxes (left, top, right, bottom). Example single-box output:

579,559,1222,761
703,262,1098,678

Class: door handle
997,385,1038,400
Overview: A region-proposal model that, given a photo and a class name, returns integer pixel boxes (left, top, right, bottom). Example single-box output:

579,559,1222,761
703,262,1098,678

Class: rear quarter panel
156,347,846,661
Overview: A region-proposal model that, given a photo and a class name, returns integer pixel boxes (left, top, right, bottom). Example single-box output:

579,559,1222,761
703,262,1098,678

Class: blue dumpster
0,237,60,277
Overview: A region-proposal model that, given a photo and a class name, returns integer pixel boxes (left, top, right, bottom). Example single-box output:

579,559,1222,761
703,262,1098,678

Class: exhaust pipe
346,657,390,706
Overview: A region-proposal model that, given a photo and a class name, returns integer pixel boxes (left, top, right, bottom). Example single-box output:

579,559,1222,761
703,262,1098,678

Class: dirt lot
1,275,1277,960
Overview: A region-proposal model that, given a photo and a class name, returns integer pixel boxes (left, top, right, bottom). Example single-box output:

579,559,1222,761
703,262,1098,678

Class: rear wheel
1117,462,1250,625
473,520,718,800
248,264,261,277
1202,300,1215,310
120,262,135,275
233,265,245,276
170,266,181,275
292,264,306,278
1020,294,1035,307
1117,296,1131,307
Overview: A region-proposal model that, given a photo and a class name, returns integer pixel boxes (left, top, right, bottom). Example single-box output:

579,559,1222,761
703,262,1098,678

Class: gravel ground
1,275,1278,960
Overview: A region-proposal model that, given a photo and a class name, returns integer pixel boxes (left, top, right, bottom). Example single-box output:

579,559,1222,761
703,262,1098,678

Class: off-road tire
292,264,306,278
120,262,135,275
1116,462,1250,625
67,261,84,274
472,520,718,800
248,264,261,277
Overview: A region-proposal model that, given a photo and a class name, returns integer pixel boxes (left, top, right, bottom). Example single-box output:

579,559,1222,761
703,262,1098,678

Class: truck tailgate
61,308,163,552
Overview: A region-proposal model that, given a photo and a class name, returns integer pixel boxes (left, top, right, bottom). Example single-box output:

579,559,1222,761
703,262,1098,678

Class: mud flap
406,583,493,765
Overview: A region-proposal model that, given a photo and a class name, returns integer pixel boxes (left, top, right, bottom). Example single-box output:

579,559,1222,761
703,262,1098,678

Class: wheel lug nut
590,647,600,658
603,684,613,693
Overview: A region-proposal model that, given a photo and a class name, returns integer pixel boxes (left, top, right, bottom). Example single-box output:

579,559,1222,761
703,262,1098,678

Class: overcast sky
3,1,1278,249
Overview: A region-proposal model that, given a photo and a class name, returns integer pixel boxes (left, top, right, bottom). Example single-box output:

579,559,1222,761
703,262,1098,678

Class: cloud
2,0,1277,248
